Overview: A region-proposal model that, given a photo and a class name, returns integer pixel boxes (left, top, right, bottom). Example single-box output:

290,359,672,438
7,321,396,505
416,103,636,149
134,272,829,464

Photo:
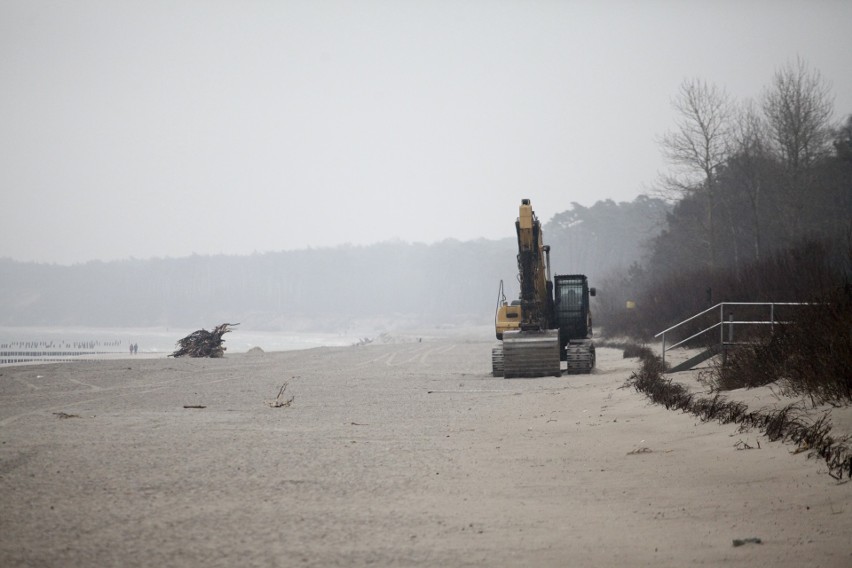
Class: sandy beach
1,333,849,567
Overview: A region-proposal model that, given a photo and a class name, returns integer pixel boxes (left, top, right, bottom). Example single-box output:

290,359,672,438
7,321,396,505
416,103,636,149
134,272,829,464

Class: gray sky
2,0,851,264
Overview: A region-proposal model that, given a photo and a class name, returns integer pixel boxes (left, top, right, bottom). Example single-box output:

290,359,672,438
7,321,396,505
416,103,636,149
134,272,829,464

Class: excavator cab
554,274,596,371
554,275,592,340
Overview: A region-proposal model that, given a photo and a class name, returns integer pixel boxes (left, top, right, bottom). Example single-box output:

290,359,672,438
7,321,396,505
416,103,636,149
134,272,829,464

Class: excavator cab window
557,281,583,310
555,276,589,338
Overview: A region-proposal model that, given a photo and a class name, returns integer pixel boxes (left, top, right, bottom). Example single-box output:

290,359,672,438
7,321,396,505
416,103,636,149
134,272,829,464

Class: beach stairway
656,302,807,374
667,344,721,373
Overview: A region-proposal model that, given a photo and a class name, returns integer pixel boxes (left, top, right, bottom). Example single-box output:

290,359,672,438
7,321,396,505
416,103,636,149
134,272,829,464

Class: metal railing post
770,303,775,334
723,312,733,365
728,313,734,343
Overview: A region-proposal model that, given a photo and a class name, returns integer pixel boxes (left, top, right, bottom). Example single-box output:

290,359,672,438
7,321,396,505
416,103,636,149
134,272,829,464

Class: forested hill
0,196,669,330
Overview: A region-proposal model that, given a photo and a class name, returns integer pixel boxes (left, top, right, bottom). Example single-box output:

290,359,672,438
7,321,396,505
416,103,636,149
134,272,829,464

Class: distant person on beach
130,344,133,355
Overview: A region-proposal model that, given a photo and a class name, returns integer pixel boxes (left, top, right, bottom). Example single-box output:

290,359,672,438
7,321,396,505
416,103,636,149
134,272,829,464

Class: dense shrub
603,237,851,405
714,284,852,404
622,343,654,360
599,239,847,342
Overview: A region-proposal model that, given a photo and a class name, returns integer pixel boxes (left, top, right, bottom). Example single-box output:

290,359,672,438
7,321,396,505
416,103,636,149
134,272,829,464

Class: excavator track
491,345,504,377
502,330,561,378
564,339,595,374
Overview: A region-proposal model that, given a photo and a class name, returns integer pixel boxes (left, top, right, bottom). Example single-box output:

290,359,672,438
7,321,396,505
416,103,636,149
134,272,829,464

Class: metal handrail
662,321,723,352
655,302,807,365
654,303,722,337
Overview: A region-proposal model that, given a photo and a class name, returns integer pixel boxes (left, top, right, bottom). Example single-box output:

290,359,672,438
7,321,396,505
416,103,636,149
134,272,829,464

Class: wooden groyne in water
1,338,130,365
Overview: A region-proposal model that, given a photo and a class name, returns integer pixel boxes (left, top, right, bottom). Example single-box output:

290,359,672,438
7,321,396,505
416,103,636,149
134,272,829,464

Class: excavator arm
515,200,554,331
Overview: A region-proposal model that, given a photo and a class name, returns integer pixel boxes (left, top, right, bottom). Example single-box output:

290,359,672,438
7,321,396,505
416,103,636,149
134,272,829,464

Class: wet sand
1,337,849,567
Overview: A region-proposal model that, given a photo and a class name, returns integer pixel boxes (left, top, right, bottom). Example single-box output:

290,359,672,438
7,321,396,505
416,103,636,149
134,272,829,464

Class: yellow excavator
492,199,596,377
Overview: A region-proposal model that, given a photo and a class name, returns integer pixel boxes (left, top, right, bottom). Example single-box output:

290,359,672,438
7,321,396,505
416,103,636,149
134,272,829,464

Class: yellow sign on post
626,301,636,309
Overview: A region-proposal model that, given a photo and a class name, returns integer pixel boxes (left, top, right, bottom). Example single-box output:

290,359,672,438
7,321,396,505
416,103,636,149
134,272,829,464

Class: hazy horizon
3,1,851,265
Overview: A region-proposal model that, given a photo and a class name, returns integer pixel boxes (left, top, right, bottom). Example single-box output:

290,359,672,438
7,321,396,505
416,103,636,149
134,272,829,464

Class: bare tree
762,57,835,173
658,78,734,270
761,58,835,237
727,99,772,262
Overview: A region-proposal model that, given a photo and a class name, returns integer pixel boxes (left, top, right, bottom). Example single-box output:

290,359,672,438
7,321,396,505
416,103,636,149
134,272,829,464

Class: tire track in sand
352,344,456,368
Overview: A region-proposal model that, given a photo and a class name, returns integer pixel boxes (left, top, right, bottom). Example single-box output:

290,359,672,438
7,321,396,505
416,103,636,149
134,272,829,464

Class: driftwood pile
170,323,238,358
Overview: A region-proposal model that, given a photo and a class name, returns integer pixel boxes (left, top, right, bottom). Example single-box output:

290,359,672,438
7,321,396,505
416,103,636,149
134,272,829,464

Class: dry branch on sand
267,382,294,408
53,412,81,419
170,323,238,358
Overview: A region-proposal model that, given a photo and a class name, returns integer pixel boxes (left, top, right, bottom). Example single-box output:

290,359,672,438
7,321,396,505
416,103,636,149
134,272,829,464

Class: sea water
0,326,361,365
